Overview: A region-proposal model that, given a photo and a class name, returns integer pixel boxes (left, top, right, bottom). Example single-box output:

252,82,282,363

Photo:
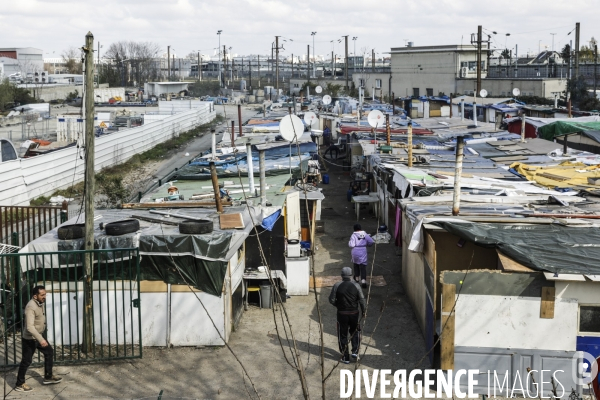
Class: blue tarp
260,210,282,231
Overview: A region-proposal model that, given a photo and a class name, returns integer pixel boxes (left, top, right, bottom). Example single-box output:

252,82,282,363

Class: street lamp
311,32,316,78
217,30,222,87
352,37,358,72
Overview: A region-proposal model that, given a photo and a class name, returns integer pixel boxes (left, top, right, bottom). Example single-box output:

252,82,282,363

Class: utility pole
275,36,280,91
223,45,227,86
83,31,95,354
97,41,100,84
343,35,349,89
575,22,580,78
331,51,334,77
291,53,294,79
217,30,222,87
307,45,310,84
595,44,598,95
257,55,261,87
249,59,252,89
372,49,375,72
476,25,482,94
198,52,202,81
167,45,171,80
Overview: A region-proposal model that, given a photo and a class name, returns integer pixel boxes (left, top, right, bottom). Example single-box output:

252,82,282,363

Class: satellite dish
367,110,385,128
322,95,332,105
315,86,323,94
279,114,304,141
303,111,318,127
512,88,521,97
479,89,488,98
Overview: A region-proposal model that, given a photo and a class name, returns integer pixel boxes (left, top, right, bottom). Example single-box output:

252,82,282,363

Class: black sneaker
351,353,359,360
43,376,63,385
341,355,350,364
15,383,33,392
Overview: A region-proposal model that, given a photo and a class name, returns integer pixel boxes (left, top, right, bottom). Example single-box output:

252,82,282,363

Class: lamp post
311,32,316,78
217,30,222,87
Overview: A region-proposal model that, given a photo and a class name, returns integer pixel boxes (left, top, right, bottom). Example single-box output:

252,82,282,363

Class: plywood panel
220,213,245,229
441,283,456,370
497,250,534,272
454,294,577,351
540,287,555,319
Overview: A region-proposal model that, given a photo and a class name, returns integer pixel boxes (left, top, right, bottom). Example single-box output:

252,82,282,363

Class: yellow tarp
510,161,600,188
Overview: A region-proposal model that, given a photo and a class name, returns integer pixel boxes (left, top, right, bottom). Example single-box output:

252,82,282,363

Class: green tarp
432,221,600,275
538,120,600,141
138,232,233,297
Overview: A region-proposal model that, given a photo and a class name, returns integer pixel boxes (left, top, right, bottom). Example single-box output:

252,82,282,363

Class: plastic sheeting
510,160,600,188
261,210,281,231
432,221,600,275
537,120,600,141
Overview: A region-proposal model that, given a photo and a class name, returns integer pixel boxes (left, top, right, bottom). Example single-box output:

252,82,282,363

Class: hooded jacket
348,230,374,265
329,276,366,314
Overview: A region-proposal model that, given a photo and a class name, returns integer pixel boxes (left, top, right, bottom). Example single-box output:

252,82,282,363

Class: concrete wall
25,84,83,102
0,102,215,205
456,78,566,98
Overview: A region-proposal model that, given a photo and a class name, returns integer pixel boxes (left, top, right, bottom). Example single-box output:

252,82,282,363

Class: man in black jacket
329,267,366,364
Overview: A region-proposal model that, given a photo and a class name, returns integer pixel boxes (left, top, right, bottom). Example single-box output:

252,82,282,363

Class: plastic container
300,241,311,250
323,174,329,184
260,284,272,309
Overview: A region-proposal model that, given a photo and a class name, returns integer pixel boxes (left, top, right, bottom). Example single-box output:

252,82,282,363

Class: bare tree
103,41,161,86
61,47,83,74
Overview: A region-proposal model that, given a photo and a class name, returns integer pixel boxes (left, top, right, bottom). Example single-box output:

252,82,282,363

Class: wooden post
452,136,465,216
231,120,235,145
209,162,223,213
407,121,413,167
83,31,95,354
441,283,456,370
540,287,556,319
238,104,243,137
385,113,391,146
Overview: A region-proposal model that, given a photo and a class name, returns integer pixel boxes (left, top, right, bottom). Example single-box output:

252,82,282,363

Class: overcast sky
2,0,598,60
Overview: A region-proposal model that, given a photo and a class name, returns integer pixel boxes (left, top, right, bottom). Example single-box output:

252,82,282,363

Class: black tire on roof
105,219,140,236
178,219,213,235
57,223,85,240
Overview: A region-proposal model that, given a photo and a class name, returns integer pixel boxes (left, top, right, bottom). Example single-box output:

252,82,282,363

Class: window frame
578,304,600,336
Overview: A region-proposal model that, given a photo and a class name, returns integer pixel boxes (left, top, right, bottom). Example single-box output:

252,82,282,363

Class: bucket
323,174,329,184
260,284,272,309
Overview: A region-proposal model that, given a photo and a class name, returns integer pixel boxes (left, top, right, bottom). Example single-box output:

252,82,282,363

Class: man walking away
15,286,62,392
348,223,375,288
329,267,366,364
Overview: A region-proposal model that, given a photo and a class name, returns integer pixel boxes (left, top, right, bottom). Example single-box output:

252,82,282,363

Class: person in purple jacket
348,224,375,288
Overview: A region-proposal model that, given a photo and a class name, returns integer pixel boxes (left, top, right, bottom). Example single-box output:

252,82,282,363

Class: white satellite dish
479,89,488,98
322,95,332,105
303,111,318,127
279,114,304,141
512,88,521,97
315,85,323,94
367,110,385,128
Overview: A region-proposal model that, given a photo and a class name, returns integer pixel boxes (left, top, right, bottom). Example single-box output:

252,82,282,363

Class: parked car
114,116,143,128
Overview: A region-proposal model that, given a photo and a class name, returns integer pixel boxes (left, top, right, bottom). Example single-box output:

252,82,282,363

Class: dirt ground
1,109,430,399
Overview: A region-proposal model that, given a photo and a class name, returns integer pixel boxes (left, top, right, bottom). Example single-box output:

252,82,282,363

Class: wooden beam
540,287,555,319
122,201,232,209
440,283,456,370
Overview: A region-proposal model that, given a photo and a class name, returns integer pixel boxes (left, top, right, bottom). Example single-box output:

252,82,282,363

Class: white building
0,48,44,80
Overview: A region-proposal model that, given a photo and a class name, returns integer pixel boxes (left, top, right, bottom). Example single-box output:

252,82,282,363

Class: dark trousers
336,312,361,358
16,338,53,386
354,263,367,280
324,146,339,159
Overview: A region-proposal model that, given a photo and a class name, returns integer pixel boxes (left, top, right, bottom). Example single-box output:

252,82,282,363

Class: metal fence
0,205,68,247
0,248,142,367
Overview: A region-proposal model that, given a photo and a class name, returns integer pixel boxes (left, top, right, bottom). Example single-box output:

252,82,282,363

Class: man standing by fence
15,285,63,392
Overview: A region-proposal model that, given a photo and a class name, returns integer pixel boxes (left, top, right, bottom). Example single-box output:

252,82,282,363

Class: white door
286,191,301,240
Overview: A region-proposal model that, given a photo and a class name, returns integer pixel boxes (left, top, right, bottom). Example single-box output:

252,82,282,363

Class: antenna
303,111,318,128
279,114,304,141
322,95,332,105
479,89,488,98
512,87,521,97
315,85,323,94
367,110,384,128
